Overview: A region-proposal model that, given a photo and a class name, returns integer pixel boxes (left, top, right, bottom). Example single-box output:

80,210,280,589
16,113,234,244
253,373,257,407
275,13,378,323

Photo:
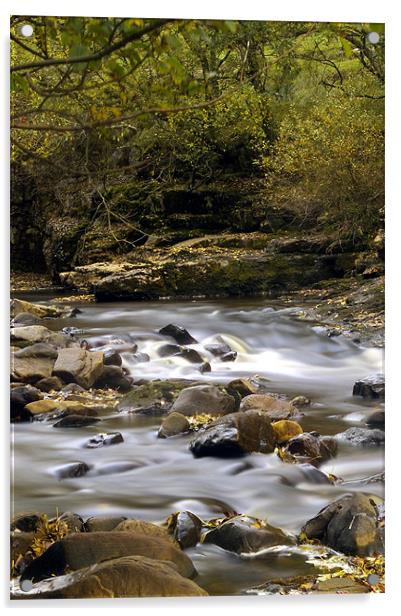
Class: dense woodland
11,17,384,273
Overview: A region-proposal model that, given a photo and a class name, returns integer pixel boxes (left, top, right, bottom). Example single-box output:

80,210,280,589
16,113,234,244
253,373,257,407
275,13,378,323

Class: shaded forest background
10,17,384,277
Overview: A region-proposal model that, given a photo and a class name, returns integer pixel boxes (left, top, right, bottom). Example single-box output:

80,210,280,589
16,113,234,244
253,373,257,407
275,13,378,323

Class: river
11,294,384,595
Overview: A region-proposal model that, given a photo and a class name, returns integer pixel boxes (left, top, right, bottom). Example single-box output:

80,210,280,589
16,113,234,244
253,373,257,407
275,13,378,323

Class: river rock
84,432,124,448
271,420,303,444
204,339,233,357
168,511,203,549
199,361,212,373
335,427,385,447
220,351,237,362
10,325,67,348
53,414,101,428
239,394,298,420
53,348,104,389
12,312,42,326
158,412,190,438
35,376,64,392
93,365,132,391
170,384,236,417
301,493,383,556
20,531,196,583
291,396,311,407
203,515,295,554
353,374,384,399
17,555,207,598
282,432,337,465
24,399,88,417
129,352,150,364
366,410,385,428
84,516,127,532
177,348,204,364
53,462,91,479
159,324,197,345
227,378,257,398
189,411,276,458
10,385,42,421
158,343,181,357
103,347,123,367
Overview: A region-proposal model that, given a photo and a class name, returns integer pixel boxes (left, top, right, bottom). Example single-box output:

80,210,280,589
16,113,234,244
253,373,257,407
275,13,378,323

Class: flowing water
11,295,384,595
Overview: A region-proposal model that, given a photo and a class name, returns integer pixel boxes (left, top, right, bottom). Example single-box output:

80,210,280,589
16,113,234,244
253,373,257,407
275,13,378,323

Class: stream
11,294,384,595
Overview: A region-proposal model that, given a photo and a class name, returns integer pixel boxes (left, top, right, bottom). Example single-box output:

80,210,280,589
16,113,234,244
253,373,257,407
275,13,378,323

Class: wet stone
54,462,91,479
353,374,384,399
168,511,203,549
366,410,385,428
177,348,204,364
20,531,196,583
103,347,123,366
301,493,383,556
203,515,295,554
335,427,385,447
53,414,101,428
220,351,237,362
158,344,181,358
158,324,197,345
189,411,276,458
84,432,124,448
158,412,190,438
283,432,338,465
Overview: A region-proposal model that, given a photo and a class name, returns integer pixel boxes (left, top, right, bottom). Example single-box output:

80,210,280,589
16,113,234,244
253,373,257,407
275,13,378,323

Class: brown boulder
20,531,196,583
53,348,104,389
16,556,207,598
240,394,298,420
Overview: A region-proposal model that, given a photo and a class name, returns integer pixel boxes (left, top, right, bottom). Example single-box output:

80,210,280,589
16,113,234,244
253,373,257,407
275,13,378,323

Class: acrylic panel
10,16,384,599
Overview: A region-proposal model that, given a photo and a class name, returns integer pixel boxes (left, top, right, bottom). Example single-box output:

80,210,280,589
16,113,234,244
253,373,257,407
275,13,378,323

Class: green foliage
265,91,384,239
10,17,384,241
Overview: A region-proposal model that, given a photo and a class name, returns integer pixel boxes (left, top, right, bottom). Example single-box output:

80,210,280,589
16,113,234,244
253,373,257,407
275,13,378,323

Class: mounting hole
20,578,34,592
367,31,380,44
20,24,34,38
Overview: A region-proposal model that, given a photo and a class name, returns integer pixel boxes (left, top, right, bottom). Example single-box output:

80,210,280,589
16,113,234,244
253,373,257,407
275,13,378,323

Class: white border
1,1,400,614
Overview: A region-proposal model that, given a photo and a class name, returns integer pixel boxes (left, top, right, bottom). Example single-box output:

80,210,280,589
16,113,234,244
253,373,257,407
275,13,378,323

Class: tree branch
10,18,174,73
11,91,229,132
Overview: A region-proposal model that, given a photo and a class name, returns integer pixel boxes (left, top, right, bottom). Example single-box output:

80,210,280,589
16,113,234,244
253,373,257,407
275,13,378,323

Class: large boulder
239,394,298,420
203,515,295,554
10,326,67,349
353,374,384,399
20,532,196,583
170,384,236,417
301,493,383,556
15,556,207,599
189,411,276,458
53,348,104,389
